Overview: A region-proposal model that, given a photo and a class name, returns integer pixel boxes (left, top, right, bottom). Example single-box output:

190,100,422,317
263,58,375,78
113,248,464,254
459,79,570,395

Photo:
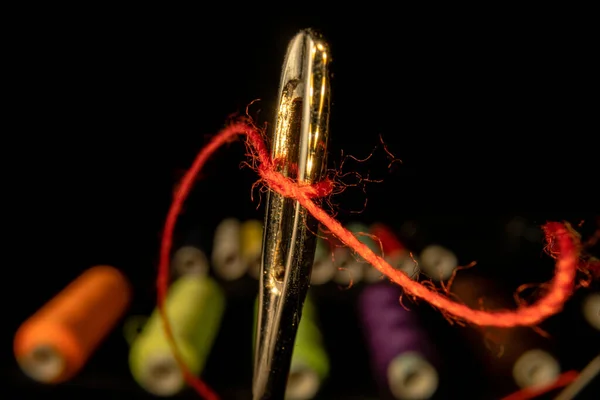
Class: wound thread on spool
129,275,225,396
333,222,379,286
212,218,247,281
369,223,419,282
310,235,336,285
253,294,329,400
358,282,439,400
241,219,263,279
582,292,600,331
14,265,131,384
450,274,561,390
419,244,458,281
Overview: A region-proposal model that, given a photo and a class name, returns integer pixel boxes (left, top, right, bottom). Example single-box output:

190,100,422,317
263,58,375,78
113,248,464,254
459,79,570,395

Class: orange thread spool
14,265,131,383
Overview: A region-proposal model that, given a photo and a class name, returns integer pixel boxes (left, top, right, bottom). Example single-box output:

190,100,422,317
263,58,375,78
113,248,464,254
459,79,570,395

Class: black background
4,13,599,400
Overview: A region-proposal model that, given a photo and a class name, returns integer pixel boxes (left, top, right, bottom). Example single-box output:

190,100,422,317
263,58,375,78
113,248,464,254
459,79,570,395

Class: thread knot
257,164,333,200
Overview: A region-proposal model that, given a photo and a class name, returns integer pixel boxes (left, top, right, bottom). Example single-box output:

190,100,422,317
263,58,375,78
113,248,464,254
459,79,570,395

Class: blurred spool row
207,217,460,286
173,218,600,398
12,264,327,398
13,222,600,399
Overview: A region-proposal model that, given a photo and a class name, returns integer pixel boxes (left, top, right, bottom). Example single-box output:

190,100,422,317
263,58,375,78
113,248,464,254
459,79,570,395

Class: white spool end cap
388,352,438,400
285,365,320,400
582,292,600,331
512,349,560,389
212,218,247,281
172,246,209,278
142,354,185,396
419,245,458,281
18,344,66,383
311,256,336,285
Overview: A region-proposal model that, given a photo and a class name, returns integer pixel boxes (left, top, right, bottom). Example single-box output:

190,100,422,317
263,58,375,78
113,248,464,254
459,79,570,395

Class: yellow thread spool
241,219,263,279
129,275,225,396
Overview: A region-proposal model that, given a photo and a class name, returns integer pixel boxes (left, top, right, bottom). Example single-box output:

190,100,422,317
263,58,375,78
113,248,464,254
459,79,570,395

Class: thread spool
253,294,329,399
358,282,439,400
172,246,209,277
14,265,131,384
450,274,561,389
241,219,263,279
367,223,420,283
212,218,247,281
333,222,379,286
419,244,458,281
171,230,210,278
582,292,600,331
310,236,336,285
171,228,209,278
129,275,225,396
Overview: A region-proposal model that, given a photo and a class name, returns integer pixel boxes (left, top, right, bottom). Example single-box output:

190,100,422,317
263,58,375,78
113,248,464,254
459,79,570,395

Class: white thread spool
419,245,458,281
388,352,439,400
512,349,561,389
212,218,247,281
171,246,209,277
582,292,600,331
310,237,336,285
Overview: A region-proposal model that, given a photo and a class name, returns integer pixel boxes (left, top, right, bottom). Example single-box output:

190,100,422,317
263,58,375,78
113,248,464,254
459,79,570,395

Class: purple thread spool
358,282,439,400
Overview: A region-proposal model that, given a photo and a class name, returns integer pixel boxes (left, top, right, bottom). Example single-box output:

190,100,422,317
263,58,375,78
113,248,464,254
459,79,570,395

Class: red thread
157,120,581,399
500,370,579,400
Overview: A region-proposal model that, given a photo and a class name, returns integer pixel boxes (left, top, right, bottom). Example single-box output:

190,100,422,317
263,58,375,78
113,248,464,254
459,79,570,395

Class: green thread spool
128,275,225,396
253,294,329,400
333,222,379,285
